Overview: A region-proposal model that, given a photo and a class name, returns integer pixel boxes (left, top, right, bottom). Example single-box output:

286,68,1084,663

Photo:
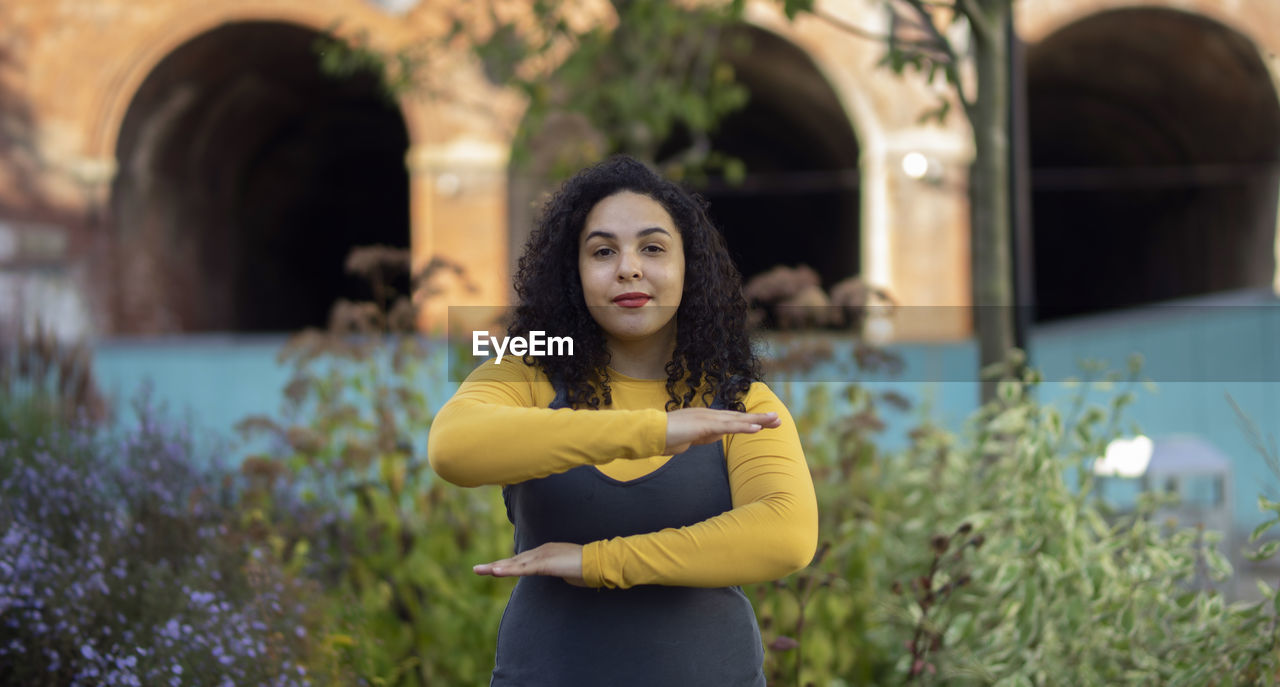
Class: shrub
237,248,513,686
0,387,322,686
239,244,1280,686
759,352,1280,686
0,322,108,456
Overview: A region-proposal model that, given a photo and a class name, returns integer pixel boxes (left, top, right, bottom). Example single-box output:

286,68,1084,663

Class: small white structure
1096,434,1234,535
1142,435,1234,536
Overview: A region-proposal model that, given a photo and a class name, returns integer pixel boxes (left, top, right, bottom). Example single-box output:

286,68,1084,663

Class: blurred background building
3,0,1275,341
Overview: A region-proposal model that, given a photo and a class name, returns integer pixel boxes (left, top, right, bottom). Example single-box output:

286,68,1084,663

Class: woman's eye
642,245,665,254
593,247,614,257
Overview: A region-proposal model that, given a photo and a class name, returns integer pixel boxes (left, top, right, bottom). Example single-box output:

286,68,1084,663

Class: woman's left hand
474,542,587,587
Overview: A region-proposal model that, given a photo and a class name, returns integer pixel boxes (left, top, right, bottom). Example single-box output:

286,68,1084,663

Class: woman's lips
613,294,651,308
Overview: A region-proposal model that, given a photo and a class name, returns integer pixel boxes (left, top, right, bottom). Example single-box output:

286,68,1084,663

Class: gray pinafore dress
490,382,766,687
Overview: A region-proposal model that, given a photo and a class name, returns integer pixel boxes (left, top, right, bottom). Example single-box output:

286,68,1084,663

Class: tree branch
899,0,975,117
812,6,893,42
901,2,977,117
777,0,977,122
811,6,950,58
954,0,994,43
900,0,955,57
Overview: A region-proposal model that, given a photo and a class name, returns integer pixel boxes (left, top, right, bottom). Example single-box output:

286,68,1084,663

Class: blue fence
90,290,1280,534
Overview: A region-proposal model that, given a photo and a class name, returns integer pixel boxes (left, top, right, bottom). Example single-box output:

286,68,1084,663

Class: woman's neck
605,327,677,381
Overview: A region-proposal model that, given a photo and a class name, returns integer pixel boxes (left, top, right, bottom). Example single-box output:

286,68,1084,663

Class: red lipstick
612,292,651,308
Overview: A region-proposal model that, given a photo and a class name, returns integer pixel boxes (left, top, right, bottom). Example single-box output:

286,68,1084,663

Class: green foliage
759,351,1280,686
237,248,513,686
313,24,424,102
0,320,108,446
452,0,754,172
871,0,982,126
233,249,1280,685
315,1,757,180
754,380,911,686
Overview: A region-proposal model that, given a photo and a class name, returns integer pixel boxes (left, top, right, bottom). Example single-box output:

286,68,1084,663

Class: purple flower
190,590,216,606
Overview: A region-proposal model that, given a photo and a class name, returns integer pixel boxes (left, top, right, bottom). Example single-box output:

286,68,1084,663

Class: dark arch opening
112,21,410,333
1027,8,1280,321
506,24,860,294
658,26,861,289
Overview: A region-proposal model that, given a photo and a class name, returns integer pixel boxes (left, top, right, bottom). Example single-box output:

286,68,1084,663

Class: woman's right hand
664,408,780,455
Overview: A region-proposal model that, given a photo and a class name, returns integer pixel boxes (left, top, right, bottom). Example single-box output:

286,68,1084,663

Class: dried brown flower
387,296,419,333
285,426,325,454
743,264,821,303
277,329,327,366
283,376,313,407
241,455,285,482
342,440,374,471
880,390,912,412
931,535,950,555
4,321,108,424
413,255,480,298
234,415,283,440
775,285,834,329
329,300,383,334
345,245,410,280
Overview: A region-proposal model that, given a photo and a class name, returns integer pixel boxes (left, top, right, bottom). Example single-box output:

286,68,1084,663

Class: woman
428,155,818,686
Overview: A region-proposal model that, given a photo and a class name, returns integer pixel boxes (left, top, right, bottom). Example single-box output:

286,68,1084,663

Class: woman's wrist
581,540,605,588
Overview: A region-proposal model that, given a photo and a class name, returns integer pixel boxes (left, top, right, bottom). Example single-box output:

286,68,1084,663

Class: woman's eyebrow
583,227,672,242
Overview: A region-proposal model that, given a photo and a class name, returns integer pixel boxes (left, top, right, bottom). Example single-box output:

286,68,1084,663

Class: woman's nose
616,251,642,280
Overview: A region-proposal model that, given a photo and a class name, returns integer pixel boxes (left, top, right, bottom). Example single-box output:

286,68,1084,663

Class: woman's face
578,190,685,350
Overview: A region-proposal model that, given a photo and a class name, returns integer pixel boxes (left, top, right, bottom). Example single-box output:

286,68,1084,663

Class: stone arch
110,19,412,333
506,20,865,292
1025,6,1280,320
1020,0,1280,55
89,5,352,161
659,23,863,289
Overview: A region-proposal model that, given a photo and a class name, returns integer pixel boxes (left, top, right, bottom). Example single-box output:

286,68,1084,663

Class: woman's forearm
581,491,818,589
427,398,668,487
581,384,818,589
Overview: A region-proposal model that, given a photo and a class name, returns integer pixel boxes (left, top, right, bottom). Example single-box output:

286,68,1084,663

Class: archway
112,21,410,333
660,26,862,289
1027,8,1280,321
507,24,861,292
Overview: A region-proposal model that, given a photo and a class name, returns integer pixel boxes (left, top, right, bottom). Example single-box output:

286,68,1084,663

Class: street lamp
1094,435,1155,478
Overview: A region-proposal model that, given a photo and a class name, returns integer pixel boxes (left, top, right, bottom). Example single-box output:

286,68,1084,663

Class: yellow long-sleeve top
428,356,819,590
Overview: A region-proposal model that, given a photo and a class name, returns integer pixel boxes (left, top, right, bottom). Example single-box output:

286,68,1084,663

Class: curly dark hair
508,154,761,411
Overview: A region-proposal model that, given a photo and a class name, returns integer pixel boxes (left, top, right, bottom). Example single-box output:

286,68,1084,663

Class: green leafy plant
236,247,517,686
0,321,108,445
316,1,757,179
755,362,914,686
755,351,1280,686
231,244,1280,686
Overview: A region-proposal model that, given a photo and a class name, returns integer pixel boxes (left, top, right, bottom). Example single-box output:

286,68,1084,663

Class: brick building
1,0,1277,341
